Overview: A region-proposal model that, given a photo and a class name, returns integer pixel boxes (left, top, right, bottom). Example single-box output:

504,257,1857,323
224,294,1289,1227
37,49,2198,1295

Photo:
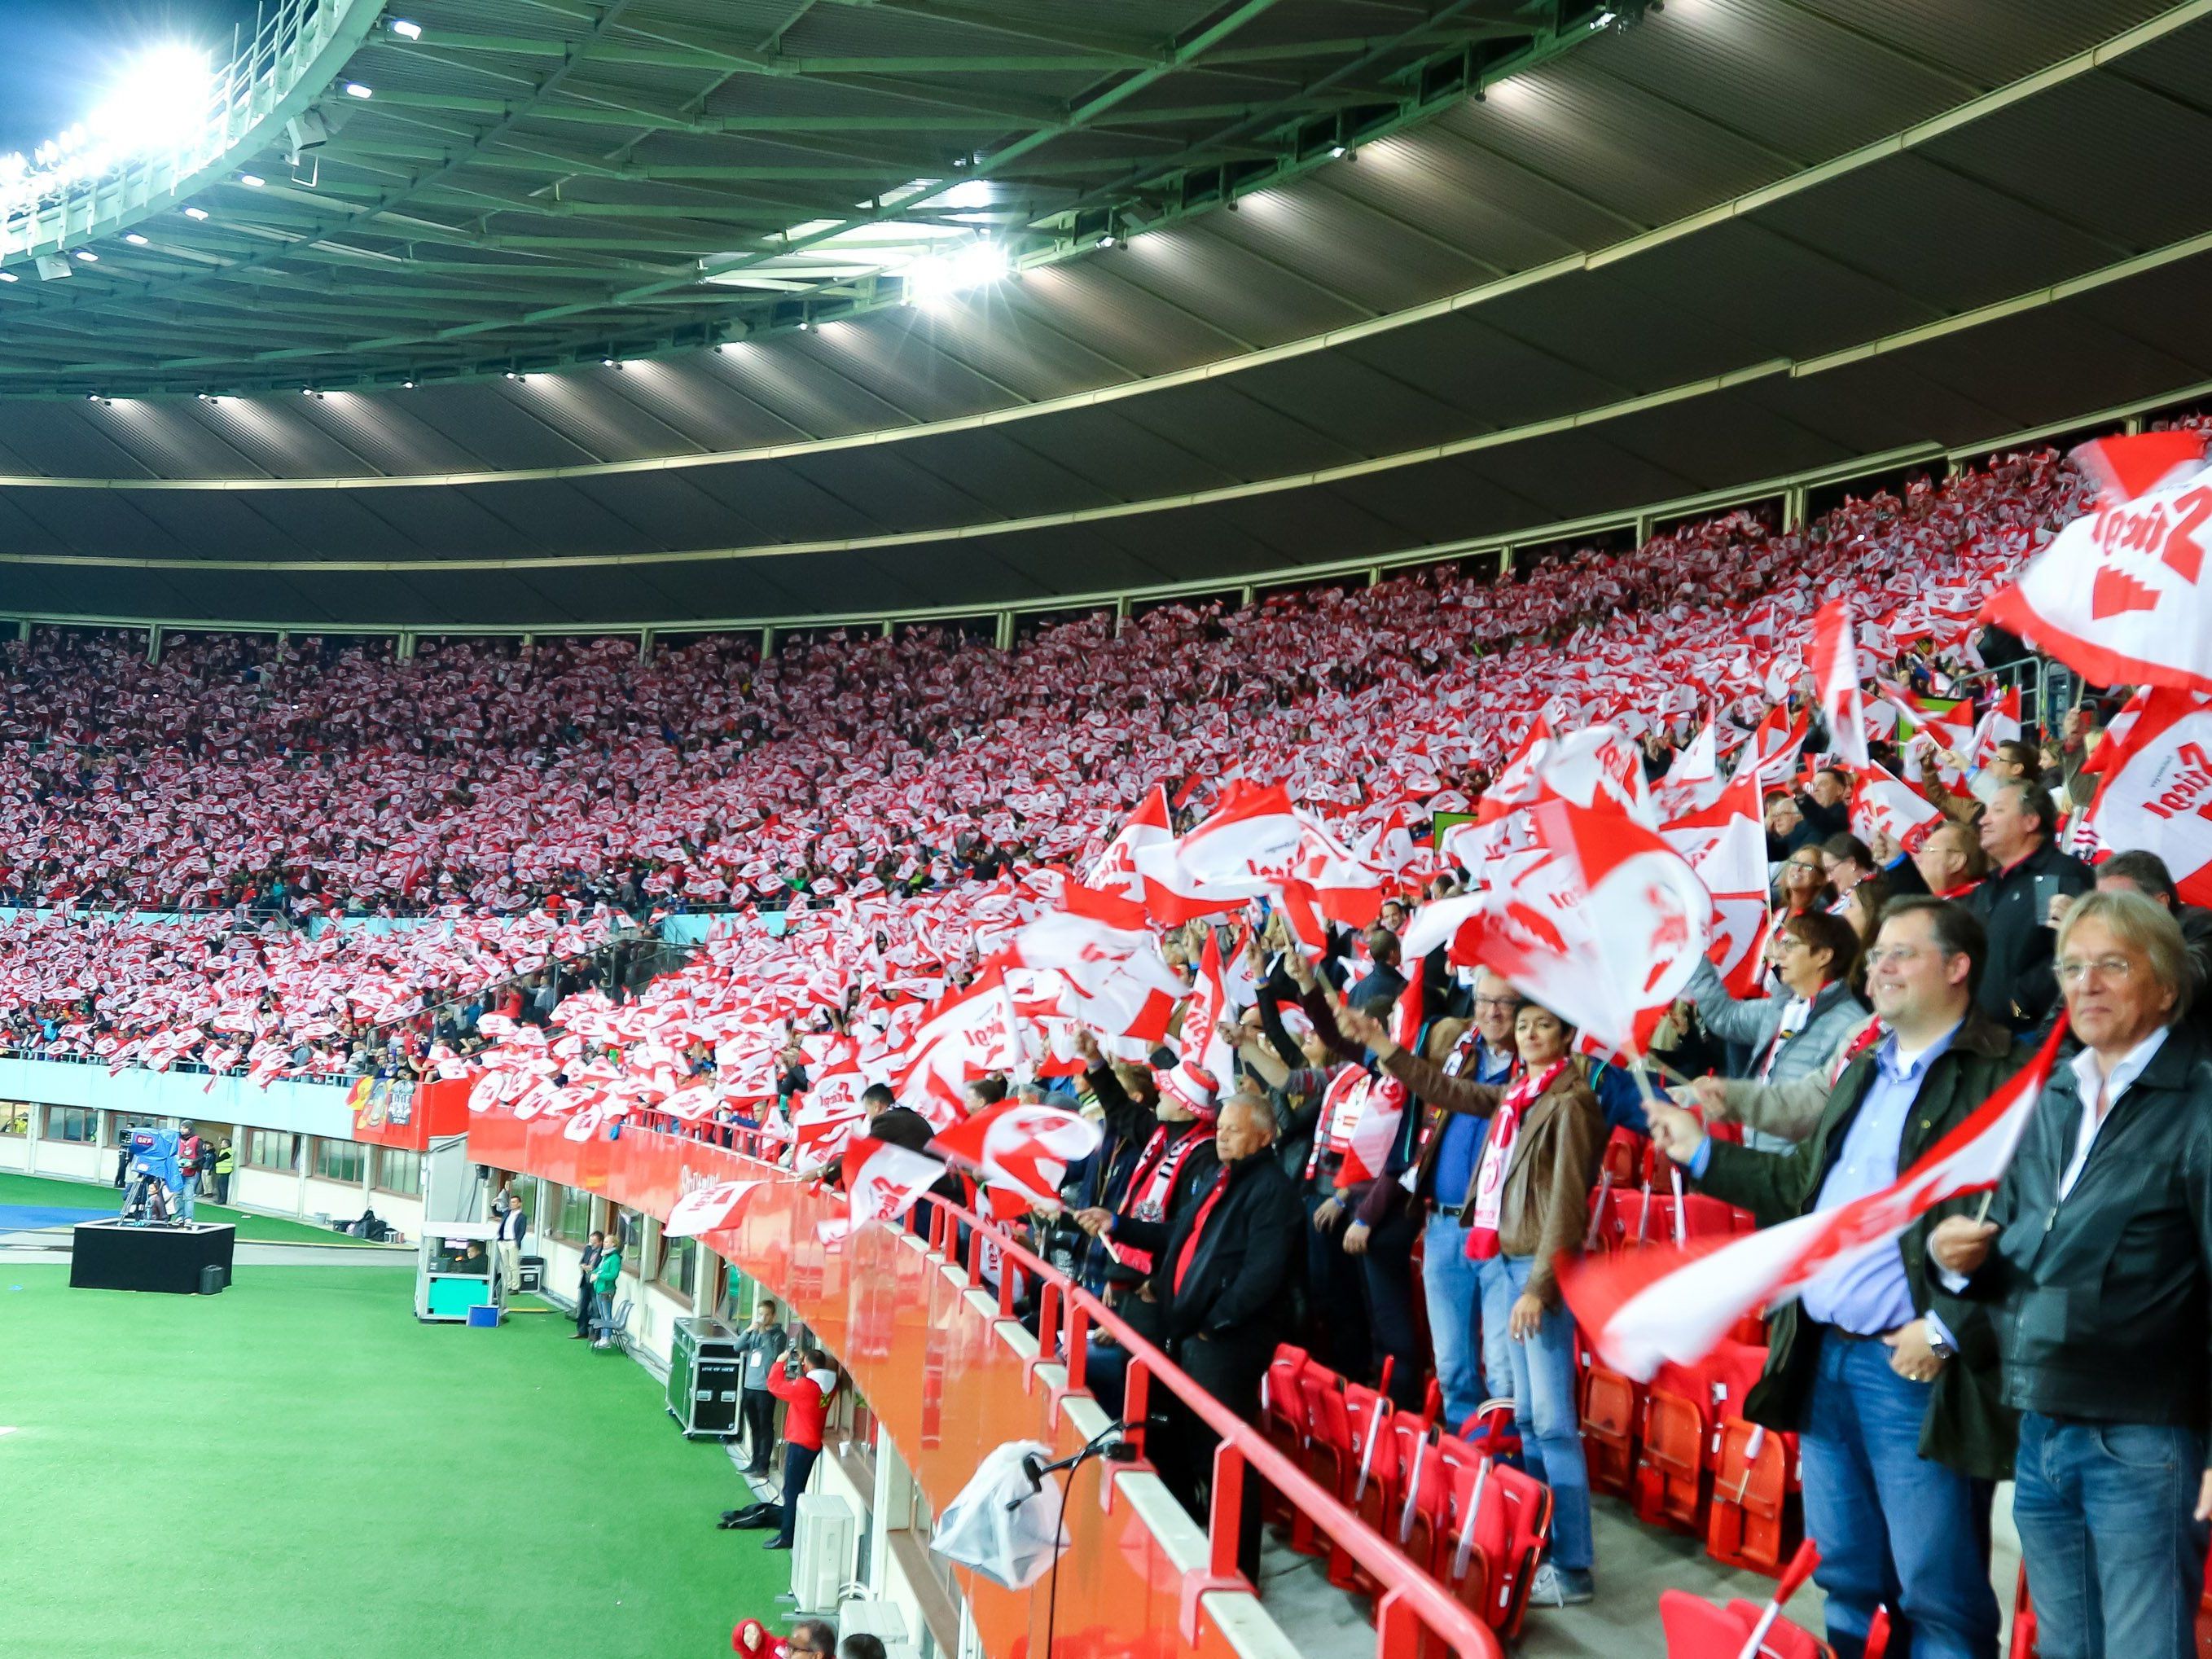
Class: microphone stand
1003,1420,1139,1659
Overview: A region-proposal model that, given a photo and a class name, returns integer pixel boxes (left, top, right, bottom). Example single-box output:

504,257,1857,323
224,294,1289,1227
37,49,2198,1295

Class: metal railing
0,0,379,261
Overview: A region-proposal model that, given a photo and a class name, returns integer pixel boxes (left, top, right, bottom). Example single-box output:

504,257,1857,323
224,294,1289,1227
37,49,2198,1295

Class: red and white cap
1152,1060,1221,1118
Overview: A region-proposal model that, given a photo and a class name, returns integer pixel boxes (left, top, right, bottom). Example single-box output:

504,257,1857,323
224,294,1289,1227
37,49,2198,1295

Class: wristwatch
1927,1328,1957,1361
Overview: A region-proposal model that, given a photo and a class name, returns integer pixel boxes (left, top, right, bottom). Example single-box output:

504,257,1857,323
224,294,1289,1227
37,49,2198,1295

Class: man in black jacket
2091,850,2212,1038
1968,782,2091,1032
1933,891,2212,1659
1091,1093,1300,1581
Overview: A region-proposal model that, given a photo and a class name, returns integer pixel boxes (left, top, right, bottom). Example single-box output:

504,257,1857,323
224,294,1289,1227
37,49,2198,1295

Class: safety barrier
465,1105,1502,1659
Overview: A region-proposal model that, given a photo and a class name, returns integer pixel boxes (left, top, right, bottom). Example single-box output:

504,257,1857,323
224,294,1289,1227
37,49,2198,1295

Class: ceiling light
601,357,617,367
73,250,98,262
1329,144,1349,160
301,387,315,396
197,393,213,402
182,206,208,221
904,239,1010,306
0,271,15,283
239,173,265,187
503,370,520,380
1098,233,1117,249
1595,9,1618,25
86,393,99,402
344,83,373,99
401,379,415,388
388,19,423,40
797,319,811,332
124,232,148,245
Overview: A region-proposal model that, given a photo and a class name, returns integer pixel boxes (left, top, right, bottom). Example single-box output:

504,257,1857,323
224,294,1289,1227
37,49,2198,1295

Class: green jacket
1696,1007,2025,1481
590,1249,623,1295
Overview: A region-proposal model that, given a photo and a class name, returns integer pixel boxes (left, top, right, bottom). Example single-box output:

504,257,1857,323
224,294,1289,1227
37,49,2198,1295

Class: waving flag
1335,963,1421,1184
1666,772,1770,998
1850,762,1943,856
1810,601,1869,767
1446,796,1710,1055
665,1178,770,1239
1564,1020,2065,1380
2083,687,2212,905
930,1102,1102,1212
839,1136,950,1235
1179,928,1236,1082
1980,432,2212,692
1087,787,1173,903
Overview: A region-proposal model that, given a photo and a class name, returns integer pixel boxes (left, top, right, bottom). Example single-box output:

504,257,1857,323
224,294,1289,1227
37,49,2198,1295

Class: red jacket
766,1363,836,1451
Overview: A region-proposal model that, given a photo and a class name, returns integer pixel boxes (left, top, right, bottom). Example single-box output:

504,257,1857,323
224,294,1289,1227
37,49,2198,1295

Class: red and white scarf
1464,1058,1567,1259
1115,1119,1214,1273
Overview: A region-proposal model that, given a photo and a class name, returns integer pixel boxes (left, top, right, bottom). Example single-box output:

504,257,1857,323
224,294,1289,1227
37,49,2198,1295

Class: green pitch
0,1169,388,1247
0,1263,783,1659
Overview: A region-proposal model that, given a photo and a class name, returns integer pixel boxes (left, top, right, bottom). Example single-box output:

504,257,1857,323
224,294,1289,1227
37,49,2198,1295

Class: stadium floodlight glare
903,239,1010,306
388,19,424,39
182,205,208,220
239,173,265,187
344,82,373,99
124,232,148,245
74,249,98,262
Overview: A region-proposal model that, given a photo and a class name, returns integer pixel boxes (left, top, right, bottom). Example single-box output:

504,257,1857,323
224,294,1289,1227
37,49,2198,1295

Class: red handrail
914,1193,1503,1659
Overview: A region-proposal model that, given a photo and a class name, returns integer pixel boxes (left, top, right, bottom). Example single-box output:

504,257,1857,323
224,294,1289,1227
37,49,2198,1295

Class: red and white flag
665,1178,770,1239
1334,963,1422,1184
1810,600,1869,767
1179,928,1236,1082
1665,772,1770,998
1444,796,1710,1055
1562,1020,2065,1380
1087,787,1173,903
1967,687,2022,773
929,1102,1102,1212
838,1136,949,1235
1850,763,1943,856
1980,432,2212,693
2083,687,2212,906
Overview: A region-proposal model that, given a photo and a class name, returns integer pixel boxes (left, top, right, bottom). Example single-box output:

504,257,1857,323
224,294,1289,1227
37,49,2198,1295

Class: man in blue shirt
1648,898,2021,1659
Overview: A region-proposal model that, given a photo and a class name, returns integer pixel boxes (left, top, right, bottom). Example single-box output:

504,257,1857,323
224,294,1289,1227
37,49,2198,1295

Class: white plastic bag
928,1440,1070,1590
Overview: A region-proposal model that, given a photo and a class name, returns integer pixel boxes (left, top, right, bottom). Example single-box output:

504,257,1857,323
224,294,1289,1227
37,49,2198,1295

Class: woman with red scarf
1349,997,1607,1607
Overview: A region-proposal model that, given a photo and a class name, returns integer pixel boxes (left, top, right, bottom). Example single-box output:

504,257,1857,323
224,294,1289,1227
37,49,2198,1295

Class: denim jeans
1422,1213,1517,1430
1799,1328,1998,1659
174,1182,195,1222
1500,1254,1592,1573
2012,1411,2209,1659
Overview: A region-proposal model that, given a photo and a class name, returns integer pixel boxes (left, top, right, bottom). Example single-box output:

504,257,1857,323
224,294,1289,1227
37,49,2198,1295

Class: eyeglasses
2057,955,2136,986
1863,946,1932,968
1472,996,1521,1012
1772,936,1807,953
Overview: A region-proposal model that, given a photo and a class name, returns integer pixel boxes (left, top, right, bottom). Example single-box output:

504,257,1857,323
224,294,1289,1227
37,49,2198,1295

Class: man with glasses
1933,890,2212,1659
1648,898,2019,1659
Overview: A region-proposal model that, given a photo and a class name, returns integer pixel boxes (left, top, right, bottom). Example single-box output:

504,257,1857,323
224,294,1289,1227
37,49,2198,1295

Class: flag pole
1622,1057,1688,1248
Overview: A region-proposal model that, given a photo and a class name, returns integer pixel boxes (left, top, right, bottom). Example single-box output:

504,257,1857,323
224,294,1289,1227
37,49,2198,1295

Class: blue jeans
1799,1329,1998,1659
2012,1412,2208,1659
1500,1255,1592,1573
174,1182,195,1222
1422,1214,1517,1430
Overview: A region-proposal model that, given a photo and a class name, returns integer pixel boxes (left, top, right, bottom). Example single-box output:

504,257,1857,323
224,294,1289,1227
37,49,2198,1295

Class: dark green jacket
1696,1007,2025,1480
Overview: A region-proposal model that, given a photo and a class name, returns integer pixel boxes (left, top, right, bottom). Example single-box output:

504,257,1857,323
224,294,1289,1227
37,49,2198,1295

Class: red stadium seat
1582,1358,1644,1497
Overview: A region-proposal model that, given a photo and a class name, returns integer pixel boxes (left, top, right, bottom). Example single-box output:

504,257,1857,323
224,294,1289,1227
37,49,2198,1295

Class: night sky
0,0,262,158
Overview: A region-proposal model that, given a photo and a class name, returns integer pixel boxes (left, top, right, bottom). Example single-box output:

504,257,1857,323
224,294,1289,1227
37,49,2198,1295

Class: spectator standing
212,1138,235,1205
764,1345,840,1551
569,1229,604,1339
588,1235,622,1346
1649,898,2016,1659
1090,1094,1299,1581
1932,891,2212,1659
1968,782,2091,1032
2091,851,2212,1037
786,1622,835,1659
1683,911,1867,1152
734,1299,789,1478
494,1191,529,1295
1343,996,1605,1606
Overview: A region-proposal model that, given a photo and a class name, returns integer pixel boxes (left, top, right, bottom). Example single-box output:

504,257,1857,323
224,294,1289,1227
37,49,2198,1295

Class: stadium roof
0,0,2208,629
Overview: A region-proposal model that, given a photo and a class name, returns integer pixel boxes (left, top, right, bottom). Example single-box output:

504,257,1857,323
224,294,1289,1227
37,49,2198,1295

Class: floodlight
182,206,208,220
903,239,1010,306
344,83,373,99
388,19,423,39
239,173,265,187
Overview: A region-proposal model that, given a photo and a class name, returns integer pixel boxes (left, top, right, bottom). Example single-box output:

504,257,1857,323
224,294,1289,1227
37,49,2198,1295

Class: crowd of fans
12,424,2212,1656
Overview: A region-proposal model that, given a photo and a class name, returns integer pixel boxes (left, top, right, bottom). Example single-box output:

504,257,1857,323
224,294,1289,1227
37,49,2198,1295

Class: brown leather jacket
1378,1045,1604,1306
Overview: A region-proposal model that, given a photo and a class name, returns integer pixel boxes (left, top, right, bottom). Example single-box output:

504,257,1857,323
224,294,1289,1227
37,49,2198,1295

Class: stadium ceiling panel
0,0,2205,625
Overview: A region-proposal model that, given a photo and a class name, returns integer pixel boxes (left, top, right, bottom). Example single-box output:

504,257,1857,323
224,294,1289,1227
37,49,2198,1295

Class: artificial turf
0,1169,388,1247
0,1262,784,1659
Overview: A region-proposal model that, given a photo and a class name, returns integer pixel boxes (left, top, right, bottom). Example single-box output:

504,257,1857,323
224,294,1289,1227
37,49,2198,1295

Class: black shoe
763,1538,792,1551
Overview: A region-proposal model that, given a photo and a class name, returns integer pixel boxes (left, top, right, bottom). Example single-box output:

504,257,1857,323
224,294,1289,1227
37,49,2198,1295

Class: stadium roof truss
0,0,1638,394
0,0,2210,628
